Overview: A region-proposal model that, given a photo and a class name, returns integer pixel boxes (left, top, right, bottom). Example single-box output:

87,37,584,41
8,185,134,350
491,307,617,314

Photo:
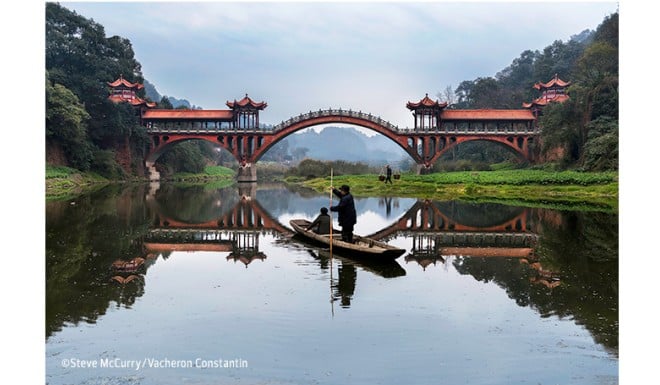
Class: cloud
63,1,618,127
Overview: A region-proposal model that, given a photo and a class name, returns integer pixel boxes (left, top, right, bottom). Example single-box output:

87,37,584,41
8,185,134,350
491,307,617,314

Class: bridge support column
237,164,258,183
145,161,160,181
238,182,257,200
414,164,433,175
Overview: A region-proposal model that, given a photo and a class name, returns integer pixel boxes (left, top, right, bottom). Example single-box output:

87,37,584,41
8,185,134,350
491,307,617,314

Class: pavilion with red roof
523,74,571,117
406,93,448,130
107,75,156,108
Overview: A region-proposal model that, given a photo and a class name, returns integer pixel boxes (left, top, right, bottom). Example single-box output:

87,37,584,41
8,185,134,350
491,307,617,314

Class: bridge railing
396,126,540,135
271,109,400,133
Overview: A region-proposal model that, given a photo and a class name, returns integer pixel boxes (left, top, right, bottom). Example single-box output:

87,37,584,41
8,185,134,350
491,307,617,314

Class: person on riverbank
306,207,331,234
384,164,393,184
331,185,357,243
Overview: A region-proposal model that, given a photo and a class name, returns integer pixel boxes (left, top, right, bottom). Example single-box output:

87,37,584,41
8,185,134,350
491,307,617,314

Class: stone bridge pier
237,164,257,183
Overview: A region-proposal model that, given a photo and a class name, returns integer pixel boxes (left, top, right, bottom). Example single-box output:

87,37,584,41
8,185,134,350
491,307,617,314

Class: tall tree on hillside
46,2,152,176
46,72,93,170
159,96,174,109
495,50,539,108
436,85,456,107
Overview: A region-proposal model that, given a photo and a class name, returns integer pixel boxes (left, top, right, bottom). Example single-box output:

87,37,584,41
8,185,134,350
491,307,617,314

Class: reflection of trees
452,209,618,355
155,184,241,223
46,185,152,338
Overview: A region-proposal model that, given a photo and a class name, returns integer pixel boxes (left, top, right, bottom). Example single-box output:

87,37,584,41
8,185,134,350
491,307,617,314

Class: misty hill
144,79,193,109
286,126,408,165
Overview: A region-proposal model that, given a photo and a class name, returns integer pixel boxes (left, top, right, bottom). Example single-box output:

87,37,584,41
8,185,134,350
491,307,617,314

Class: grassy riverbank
169,165,236,187
289,170,619,212
47,165,618,212
46,165,238,200
46,166,111,200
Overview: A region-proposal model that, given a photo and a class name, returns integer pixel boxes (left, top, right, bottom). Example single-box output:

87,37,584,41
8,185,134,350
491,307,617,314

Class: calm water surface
45,183,618,385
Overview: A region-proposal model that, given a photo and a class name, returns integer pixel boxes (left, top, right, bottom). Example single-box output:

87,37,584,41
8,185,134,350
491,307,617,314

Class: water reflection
45,182,618,355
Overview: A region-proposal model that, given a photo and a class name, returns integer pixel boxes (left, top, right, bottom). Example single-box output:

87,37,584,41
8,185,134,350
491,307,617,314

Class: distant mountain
143,79,193,109
286,126,408,165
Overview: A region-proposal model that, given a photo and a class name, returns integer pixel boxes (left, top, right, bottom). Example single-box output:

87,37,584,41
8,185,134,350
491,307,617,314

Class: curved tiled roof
107,75,144,90
142,109,233,120
533,74,571,90
440,109,535,120
108,94,156,108
522,94,570,108
406,93,448,110
226,94,267,109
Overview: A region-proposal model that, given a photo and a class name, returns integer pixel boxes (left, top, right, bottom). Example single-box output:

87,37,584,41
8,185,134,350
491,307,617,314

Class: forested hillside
45,2,618,178
45,2,218,178
442,13,618,171
46,2,151,177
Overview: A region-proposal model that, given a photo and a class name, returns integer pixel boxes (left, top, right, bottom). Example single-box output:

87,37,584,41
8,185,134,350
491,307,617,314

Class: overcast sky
62,1,618,128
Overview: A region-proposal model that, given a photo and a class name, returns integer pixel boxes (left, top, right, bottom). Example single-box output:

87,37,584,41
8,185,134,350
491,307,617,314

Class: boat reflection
305,248,406,309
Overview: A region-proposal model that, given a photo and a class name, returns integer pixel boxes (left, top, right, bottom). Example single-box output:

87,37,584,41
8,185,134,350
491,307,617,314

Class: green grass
46,165,80,179
170,165,236,180
169,165,237,188
288,170,619,212
46,165,110,200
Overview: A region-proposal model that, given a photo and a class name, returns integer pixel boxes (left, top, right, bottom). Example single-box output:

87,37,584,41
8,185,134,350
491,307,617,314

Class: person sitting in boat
330,185,357,243
306,207,331,234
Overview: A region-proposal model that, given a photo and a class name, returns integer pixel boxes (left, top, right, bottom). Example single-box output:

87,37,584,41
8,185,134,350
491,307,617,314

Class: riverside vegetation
46,165,236,200
48,163,618,213
288,169,618,212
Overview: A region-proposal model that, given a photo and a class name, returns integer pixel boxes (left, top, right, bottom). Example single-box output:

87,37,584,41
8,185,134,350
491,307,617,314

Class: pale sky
62,1,618,128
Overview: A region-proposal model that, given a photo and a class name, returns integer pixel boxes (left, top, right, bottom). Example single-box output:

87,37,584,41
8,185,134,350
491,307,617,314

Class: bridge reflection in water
121,185,552,281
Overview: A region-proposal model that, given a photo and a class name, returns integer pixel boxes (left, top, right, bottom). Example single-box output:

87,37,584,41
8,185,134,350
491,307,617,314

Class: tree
436,85,456,107
46,73,93,170
538,100,582,166
582,117,618,171
159,96,174,109
291,147,309,160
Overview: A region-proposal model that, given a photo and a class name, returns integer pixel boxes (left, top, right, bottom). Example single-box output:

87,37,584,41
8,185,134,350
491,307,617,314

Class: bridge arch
145,135,245,166
250,109,420,164
429,136,536,165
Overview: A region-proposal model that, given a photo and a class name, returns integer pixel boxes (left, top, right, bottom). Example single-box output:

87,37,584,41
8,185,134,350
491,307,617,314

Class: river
45,182,618,385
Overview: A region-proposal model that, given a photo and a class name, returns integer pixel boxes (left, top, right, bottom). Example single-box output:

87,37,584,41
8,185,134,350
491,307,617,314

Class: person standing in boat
306,207,331,234
330,184,357,243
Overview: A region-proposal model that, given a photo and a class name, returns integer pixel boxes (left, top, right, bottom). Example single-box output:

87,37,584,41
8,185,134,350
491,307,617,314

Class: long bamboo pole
329,168,334,316
329,168,333,255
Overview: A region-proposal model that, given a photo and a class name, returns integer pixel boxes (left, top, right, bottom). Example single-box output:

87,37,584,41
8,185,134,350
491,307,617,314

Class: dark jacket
330,189,357,227
307,213,331,234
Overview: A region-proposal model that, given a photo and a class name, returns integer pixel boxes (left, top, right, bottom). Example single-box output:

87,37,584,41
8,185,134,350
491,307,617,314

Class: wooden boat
289,219,406,260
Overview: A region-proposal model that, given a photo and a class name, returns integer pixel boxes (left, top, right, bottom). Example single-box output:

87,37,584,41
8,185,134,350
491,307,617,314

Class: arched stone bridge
143,108,537,181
